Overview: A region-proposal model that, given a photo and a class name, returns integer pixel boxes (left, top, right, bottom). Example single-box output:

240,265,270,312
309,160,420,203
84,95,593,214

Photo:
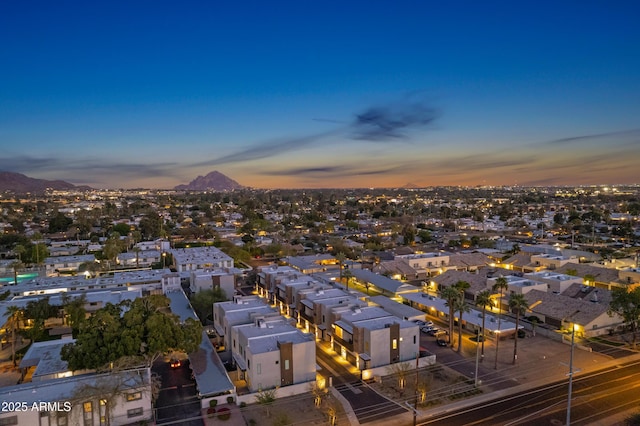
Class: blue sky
1,1,639,189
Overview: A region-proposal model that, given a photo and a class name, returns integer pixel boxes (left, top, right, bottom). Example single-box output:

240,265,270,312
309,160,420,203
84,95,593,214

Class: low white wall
236,381,315,406
365,354,436,381
201,394,237,410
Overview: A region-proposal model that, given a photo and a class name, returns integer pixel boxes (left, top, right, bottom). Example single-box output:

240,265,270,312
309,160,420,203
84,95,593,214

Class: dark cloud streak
192,99,440,167
543,128,640,145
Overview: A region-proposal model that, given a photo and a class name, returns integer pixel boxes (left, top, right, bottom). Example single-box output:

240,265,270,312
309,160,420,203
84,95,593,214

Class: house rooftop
190,331,234,397
0,368,151,404
19,338,75,379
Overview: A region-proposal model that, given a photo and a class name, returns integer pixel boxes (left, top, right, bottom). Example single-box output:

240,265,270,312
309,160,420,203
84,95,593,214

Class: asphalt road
154,359,203,426
417,358,640,426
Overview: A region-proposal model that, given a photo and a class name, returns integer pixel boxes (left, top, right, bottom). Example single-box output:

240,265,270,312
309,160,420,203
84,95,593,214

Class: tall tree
492,276,509,369
509,293,529,364
475,290,493,362
608,287,640,349
335,252,346,283
3,305,22,366
190,287,227,324
61,294,87,334
454,280,470,299
441,286,461,346
10,260,23,285
454,297,471,352
102,232,126,269
22,297,58,342
62,296,203,370
342,268,354,292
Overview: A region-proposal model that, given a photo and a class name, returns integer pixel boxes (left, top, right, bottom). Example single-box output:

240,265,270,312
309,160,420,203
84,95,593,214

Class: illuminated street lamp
162,252,167,269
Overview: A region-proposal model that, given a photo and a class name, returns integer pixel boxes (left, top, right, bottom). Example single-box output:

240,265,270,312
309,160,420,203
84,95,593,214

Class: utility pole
413,353,419,426
474,333,481,387
566,324,575,426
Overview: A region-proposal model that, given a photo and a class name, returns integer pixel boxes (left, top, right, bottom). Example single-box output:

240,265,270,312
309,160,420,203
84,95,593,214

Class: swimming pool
0,272,39,285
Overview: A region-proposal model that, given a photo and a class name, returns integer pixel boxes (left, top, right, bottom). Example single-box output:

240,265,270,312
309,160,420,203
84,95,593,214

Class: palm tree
509,293,529,364
441,286,461,345
342,268,353,292
475,290,493,362
335,252,346,283
454,280,470,299
132,246,141,269
3,305,22,366
492,276,509,369
10,260,23,285
454,297,471,352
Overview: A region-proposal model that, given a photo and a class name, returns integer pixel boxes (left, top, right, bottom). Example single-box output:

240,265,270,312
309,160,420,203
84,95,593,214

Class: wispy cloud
259,163,405,178
192,98,440,167
542,128,640,145
0,155,181,183
192,131,336,167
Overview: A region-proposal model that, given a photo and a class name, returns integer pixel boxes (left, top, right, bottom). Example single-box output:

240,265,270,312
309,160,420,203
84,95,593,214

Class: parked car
413,319,427,327
427,328,441,336
421,326,435,333
436,338,447,347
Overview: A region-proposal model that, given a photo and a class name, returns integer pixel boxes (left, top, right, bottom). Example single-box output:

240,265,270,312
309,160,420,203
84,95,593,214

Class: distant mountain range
174,171,244,191
0,171,91,193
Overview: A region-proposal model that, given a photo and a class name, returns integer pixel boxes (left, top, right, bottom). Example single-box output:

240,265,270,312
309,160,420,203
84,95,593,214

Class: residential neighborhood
1,185,640,425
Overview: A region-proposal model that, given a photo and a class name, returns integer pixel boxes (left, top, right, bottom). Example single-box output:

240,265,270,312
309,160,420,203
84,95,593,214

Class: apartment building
170,246,234,272
330,306,419,370
233,320,316,392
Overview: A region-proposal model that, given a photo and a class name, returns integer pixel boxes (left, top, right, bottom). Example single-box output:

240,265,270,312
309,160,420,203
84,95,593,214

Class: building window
257,363,261,375
284,359,290,370
83,401,93,425
0,416,18,426
99,399,107,425
57,412,68,426
413,335,416,344
392,339,398,350
126,392,142,401
127,407,144,418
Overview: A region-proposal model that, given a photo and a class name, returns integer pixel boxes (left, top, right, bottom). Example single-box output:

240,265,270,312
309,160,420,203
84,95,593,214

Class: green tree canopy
48,211,73,233
61,295,203,370
190,287,227,324
609,287,640,348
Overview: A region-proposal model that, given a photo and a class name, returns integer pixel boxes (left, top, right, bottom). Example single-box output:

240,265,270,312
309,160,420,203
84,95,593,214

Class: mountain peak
174,171,244,191
0,171,90,193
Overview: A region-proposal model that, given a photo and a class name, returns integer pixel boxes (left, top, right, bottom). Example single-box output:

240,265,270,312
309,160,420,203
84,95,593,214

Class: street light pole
474,333,480,387
566,324,575,426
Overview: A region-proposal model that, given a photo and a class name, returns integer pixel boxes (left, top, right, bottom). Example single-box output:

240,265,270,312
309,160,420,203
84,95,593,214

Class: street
154,358,203,426
418,358,640,425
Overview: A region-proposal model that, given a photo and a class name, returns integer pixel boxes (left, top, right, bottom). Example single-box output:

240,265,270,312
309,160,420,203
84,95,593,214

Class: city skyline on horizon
2,2,640,189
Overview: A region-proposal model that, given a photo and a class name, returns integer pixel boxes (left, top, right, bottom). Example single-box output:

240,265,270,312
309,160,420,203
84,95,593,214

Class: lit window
392,339,398,350
126,392,142,401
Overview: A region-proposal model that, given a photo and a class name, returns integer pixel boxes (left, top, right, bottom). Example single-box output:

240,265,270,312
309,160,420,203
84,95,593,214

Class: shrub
217,407,231,421
207,407,216,418
209,399,218,408
227,396,235,404
239,401,247,408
